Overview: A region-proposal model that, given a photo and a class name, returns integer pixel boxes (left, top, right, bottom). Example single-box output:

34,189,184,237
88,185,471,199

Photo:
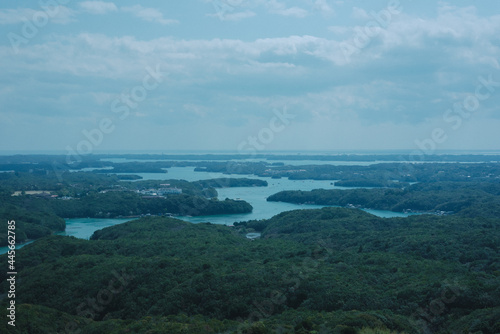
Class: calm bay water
1,167,413,254
117,167,412,228
0,241,34,255
57,218,134,239
0,219,133,254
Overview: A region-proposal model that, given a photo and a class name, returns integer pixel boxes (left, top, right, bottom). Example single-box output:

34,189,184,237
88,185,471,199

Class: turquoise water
141,169,413,224
0,219,134,254
94,170,415,228
57,218,134,239
179,179,411,226
118,167,239,182
1,168,414,254
0,241,34,255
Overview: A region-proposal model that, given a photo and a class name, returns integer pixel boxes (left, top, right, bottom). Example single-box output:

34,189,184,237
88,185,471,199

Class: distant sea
2,149,500,156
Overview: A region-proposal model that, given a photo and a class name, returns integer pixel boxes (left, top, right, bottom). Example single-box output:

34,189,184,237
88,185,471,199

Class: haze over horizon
1,1,500,153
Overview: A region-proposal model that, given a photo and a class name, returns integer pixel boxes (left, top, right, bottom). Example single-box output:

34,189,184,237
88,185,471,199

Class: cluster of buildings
11,190,58,198
262,168,307,176
137,184,182,198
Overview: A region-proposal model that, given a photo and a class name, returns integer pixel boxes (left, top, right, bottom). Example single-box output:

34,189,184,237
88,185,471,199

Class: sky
1,0,500,154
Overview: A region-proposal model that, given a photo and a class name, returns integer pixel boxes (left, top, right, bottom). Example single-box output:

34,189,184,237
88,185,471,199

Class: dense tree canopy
268,182,500,217
1,209,498,333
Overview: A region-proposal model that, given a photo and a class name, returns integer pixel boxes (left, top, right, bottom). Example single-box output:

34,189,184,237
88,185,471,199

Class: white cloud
51,6,76,24
266,0,308,18
79,1,118,15
121,5,178,25
351,7,369,19
0,7,75,25
328,26,350,35
2,2,499,81
215,10,256,21
315,4,500,68
313,0,335,15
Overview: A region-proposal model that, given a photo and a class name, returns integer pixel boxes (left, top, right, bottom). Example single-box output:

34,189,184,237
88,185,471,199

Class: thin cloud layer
121,5,179,25
79,1,118,15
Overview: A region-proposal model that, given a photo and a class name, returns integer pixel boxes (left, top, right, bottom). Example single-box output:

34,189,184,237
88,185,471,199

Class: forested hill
267,181,500,217
1,208,498,333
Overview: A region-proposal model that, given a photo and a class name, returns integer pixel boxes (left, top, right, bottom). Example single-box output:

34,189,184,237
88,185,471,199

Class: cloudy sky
1,0,500,154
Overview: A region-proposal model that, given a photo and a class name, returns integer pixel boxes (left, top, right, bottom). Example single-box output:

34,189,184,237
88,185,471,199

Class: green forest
268,182,500,217
1,209,499,333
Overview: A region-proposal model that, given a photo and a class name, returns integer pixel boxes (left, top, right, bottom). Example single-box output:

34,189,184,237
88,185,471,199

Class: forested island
333,180,410,188
267,182,500,217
